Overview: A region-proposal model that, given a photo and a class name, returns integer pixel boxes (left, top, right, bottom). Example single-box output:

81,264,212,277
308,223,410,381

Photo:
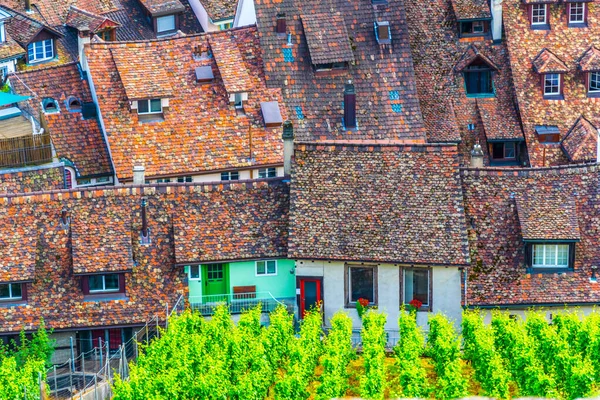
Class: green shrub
394,306,429,398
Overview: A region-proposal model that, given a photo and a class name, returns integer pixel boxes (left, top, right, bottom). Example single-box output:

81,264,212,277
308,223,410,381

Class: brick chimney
282,121,294,176
470,142,484,168
344,81,356,129
133,166,145,185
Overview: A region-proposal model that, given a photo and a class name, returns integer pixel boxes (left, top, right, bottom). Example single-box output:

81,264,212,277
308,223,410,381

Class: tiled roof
404,0,522,161
454,45,498,72
450,0,491,21
1,0,121,27
10,63,113,177
173,180,289,264
65,6,120,32
210,34,253,94
503,0,600,167
300,12,355,65
521,0,559,3
561,116,598,164
86,27,286,181
0,35,26,62
515,191,580,241
0,165,65,195
0,207,37,283
289,143,470,265
254,0,426,142
137,0,186,16
111,45,175,101
532,48,569,74
72,203,133,275
201,0,238,21
2,6,62,49
578,46,600,72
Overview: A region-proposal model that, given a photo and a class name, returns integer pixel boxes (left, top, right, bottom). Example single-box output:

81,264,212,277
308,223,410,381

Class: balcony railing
0,133,52,168
189,292,295,315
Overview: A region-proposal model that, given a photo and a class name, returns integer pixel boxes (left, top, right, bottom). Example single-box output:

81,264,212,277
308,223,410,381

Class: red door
91,330,104,348
108,329,122,351
299,278,321,317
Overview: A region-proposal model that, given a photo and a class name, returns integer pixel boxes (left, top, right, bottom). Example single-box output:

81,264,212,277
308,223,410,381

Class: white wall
0,59,17,77
479,306,597,325
187,0,220,32
295,260,463,332
234,0,256,27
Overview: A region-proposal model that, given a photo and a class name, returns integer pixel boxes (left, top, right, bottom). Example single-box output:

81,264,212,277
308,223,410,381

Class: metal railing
0,133,52,168
189,292,295,315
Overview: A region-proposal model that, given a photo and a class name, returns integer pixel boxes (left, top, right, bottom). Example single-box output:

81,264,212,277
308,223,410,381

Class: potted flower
408,298,423,313
356,297,370,319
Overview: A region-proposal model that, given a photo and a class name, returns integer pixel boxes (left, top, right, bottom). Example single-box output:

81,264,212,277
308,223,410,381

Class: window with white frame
234,93,244,109
0,283,22,300
256,260,277,276
137,99,162,114
531,4,547,25
258,167,277,178
27,39,54,63
221,171,240,181
532,244,570,268
0,22,4,43
76,176,112,187
219,22,233,31
189,265,200,280
88,274,120,293
544,73,561,96
589,72,600,93
346,265,376,305
569,2,585,24
403,269,429,308
156,15,176,33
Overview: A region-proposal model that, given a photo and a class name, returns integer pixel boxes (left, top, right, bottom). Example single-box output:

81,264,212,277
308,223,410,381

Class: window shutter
528,5,533,25
525,243,532,268
81,276,89,295
119,274,126,294
559,73,564,95
569,244,575,269
21,283,28,301
584,3,589,23
566,3,570,19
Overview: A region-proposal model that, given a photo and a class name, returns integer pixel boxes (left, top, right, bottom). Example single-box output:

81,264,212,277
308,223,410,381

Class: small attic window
82,102,97,119
66,96,82,112
276,13,286,35
460,20,489,37
374,21,391,45
42,98,59,113
535,125,560,143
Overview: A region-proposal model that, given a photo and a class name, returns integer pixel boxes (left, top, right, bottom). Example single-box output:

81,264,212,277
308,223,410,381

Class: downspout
464,267,468,309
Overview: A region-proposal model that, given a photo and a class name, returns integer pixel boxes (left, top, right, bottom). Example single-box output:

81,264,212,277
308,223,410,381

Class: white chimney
78,29,91,72
282,121,294,176
133,165,145,185
491,0,503,42
471,142,484,168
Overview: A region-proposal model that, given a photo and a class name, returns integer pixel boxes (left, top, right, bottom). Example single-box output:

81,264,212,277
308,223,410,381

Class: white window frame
220,171,240,181
156,15,176,33
531,4,547,25
189,265,201,280
589,71,600,93
532,244,570,268
27,39,54,63
258,167,277,178
544,73,561,96
76,176,113,187
256,260,277,276
569,2,585,24
347,265,376,305
472,20,484,33
402,268,430,308
137,99,163,115
88,274,120,293
0,22,5,43
0,283,22,300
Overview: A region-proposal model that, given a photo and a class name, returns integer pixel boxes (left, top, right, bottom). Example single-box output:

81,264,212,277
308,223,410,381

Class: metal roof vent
374,21,391,45
261,101,283,128
195,66,214,84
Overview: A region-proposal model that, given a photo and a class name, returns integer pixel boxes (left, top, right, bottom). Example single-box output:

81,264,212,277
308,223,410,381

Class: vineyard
109,306,600,400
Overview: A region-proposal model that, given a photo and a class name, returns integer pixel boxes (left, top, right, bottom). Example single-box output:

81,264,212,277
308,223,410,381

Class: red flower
409,299,423,309
358,298,369,307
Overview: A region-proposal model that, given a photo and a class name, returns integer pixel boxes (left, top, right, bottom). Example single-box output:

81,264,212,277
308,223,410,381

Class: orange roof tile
532,48,569,74
578,46,600,72
561,116,598,163
210,33,253,94
300,12,354,65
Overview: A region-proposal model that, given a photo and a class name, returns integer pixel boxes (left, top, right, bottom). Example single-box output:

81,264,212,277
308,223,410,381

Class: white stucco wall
478,306,597,325
295,260,463,332
234,0,256,27
0,59,17,76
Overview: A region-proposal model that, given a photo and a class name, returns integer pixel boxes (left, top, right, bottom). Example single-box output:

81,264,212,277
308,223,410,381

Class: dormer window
27,39,54,63
42,98,59,113
464,63,494,96
97,28,116,41
543,73,561,97
156,15,176,34
588,72,600,96
374,21,391,45
568,2,586,26
0,283,23,301
315,62,348,72
137,99,162,114
66,96,82,112
460,20,489,37
530,4,548,28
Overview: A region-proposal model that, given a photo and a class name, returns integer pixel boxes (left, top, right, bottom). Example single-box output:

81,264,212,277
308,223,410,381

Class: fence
42,295,185,400
0,133,52,168
189,292,294,315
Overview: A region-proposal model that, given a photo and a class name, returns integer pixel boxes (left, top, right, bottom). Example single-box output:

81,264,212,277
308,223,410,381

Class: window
532,244,570,269
64,168,73,189
76,176,112,187
67,97,82,112
189,265,200,280
177,176,193,183
138,99,162,114
531,4,547,26
403,269,429,309
97,29,114,41
492,142,516,160
27,39,54,63
0,22,4,43
464,64,493,96
258,167,277,178
346,265,377,305
569,2,585,24
460,20,487,36
315,62,348,71
234,93,243,109
589,72,600,93
219,22,233,30
0,66,7,82
0,283,22,301
156,178,171,183
221,171,239,181
256,260,277,276
88,274,120,293
42,98,59,113
156,15,176,33
544,73,561,97
96,176,111,183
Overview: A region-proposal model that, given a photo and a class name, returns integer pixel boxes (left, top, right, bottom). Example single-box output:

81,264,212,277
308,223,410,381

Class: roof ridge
461,162,600,176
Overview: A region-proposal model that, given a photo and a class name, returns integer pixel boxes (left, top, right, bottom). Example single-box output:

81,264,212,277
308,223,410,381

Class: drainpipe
282,121,294,176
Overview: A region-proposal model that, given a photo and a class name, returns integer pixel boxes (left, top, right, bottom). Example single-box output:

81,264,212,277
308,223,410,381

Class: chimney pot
470,142,484,168
133,165,145,185
344,81,357,129
282,121,294,176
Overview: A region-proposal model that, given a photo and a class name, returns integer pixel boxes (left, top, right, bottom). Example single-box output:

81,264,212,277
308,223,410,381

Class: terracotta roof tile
454,45,498,72
137,0,186,15
2,6,62,50
65,6,120,32
477,98,524,141
0,166,65,195
516,190,580,241
561,116,598,163
289,143,470,265
450,0,491,21
300,12,354,65
532,48,569,74
210,33,253,94
200,0,238,21
578,46,600,72
0,208,37,283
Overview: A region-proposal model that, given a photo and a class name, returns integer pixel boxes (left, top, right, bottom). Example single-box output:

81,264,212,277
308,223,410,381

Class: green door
202,264,228,299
